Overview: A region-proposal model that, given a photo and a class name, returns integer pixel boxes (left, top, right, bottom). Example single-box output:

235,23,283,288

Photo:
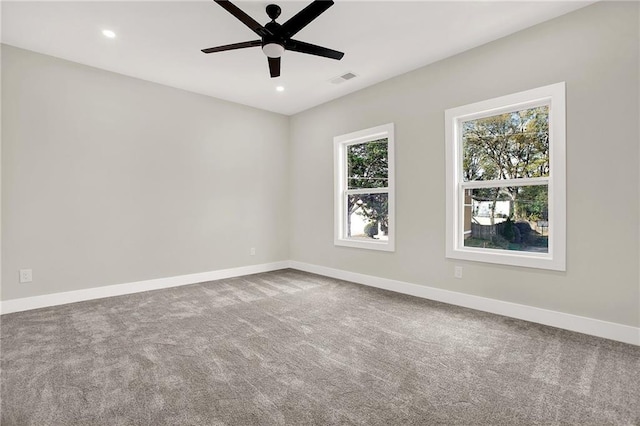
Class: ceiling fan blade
286,39,344,60
280,0,334,38
201,40,261,54
268,57,281,78
214,0,272,38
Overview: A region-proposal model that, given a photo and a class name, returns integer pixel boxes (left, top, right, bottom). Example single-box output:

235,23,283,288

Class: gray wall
2,2,639,329
2,45,290,300
289,2,640,327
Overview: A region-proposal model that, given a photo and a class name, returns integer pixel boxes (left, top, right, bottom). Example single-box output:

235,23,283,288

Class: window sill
447,247,565,271
335,238,395,252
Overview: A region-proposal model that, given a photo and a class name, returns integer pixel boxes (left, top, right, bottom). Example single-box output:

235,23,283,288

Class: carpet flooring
1,269,639,425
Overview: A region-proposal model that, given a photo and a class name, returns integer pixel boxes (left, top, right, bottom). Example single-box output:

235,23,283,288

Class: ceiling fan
201,0,344,78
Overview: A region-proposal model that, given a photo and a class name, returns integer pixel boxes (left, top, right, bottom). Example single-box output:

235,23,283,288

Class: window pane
347,139,388,189
462,106,549,182
346,192,389,240
463,185,548,253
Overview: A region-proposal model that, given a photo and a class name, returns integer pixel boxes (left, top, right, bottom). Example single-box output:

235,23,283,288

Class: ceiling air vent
330,72,357,84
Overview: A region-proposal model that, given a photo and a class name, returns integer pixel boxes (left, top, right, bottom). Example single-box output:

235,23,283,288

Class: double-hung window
334,123,395,251
445,83,566,270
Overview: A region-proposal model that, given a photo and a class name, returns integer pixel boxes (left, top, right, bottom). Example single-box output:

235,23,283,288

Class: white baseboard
3,259,638,346
289,261,640,346
0,261,290,315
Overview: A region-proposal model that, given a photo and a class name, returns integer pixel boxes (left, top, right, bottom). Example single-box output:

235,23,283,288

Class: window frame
445,83,566,271
334,123,395,252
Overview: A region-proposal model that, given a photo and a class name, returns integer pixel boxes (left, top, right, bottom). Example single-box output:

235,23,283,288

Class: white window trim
445,82,566,271
334,123,395,252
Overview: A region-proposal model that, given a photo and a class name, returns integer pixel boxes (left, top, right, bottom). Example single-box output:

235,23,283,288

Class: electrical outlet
250,247,256,256
19,269,33,283
454,266,463,279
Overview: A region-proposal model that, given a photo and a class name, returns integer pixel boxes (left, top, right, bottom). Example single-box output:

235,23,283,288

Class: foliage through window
335,124,395,251
446,83,566,270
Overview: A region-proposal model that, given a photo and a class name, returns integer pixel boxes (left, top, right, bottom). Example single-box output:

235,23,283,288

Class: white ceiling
2,1,592,115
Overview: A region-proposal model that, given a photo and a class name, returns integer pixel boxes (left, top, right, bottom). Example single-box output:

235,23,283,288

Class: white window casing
334,123,395,252
445,83,566,271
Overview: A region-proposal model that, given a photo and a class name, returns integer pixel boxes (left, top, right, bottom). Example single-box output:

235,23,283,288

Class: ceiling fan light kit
262,43,284,58
201,0,344,78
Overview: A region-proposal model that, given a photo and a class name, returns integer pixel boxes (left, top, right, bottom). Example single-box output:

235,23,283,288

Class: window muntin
445,83,565,270
335,124,395,251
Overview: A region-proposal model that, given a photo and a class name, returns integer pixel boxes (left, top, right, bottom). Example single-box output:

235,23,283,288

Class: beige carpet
1,269,639,425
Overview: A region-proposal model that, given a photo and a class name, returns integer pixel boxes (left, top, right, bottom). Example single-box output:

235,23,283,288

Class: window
334,123,395,251
445,83,566,270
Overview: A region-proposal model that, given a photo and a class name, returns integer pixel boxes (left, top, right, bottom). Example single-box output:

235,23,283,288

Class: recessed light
276,86,284,92
102,30,116,39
